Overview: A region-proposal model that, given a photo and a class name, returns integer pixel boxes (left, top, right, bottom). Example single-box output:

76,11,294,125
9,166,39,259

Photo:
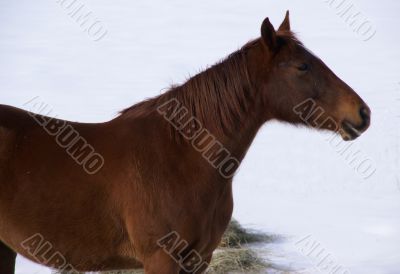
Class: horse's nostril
360,106,371,124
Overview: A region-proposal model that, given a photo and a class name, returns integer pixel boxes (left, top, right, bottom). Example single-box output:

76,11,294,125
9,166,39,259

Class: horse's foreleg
178,254,212,274
143,249,180,274
0,241,16,274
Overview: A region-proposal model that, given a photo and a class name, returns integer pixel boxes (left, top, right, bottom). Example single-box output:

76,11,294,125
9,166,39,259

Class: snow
0,0,399,273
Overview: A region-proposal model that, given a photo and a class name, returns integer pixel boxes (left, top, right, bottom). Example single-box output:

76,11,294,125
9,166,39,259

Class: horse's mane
119,32,301,136
119,46,254,136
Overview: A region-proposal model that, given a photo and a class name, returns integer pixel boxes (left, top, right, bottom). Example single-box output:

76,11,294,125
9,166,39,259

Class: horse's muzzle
340,105,371,141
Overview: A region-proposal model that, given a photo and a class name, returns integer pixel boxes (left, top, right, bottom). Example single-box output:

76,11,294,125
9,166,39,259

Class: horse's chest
186,182,234,251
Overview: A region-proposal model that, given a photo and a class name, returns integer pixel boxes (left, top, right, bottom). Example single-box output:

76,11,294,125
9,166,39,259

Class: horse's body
0,100,238,272
0,12,370,274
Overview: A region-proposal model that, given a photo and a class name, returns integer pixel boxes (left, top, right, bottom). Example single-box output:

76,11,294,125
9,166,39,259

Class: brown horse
0,11,370,274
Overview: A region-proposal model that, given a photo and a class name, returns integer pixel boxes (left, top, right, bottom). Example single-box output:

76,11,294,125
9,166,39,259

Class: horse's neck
221,108,263,162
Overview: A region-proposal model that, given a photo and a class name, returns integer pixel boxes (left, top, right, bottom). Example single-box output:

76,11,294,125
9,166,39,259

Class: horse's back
0,104,37,130
0,105,26,177
0,104,49,176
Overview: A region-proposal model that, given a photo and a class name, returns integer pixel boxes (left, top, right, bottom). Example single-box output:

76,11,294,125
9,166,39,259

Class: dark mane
119,46,254,136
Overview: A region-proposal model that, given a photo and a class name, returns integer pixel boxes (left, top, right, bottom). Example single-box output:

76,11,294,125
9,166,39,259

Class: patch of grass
208,219,272,273
220,219,273,248
207,248,268,274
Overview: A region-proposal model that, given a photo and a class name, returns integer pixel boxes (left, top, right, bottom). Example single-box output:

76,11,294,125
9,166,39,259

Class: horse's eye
297,63,309,71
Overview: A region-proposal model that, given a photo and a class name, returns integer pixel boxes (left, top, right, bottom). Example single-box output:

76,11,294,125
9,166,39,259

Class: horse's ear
278,10,291,31
261,17,277,51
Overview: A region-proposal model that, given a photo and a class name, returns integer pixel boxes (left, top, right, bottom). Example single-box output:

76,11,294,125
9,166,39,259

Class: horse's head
247,11,370,141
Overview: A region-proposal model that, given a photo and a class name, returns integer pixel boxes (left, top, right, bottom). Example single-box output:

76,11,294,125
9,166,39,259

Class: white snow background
0,0,399,273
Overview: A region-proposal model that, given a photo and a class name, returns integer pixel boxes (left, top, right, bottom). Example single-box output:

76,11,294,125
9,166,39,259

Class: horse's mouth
340,120,362,141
